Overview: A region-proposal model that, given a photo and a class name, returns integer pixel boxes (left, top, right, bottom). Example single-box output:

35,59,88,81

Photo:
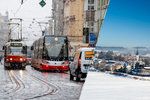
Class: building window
88,6,94,10
86,11,95,21
91,22,94,26
88,0,94,4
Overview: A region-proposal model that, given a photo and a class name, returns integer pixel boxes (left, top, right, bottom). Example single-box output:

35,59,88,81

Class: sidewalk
79,72,150,100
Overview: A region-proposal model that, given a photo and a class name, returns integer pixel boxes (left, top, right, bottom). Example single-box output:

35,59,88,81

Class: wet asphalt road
0,64,84,100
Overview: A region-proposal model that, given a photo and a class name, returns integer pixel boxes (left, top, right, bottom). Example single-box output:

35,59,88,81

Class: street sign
89,33,96,45
39,0,46,7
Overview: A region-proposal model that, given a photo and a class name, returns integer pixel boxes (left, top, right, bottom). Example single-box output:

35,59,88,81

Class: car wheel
22,66,26,70
4,66,8,70
76,70,81,82
5,66,10,70
70,70,74,80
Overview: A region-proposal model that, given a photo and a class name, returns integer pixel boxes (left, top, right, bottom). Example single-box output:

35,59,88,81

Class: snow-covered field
80,72,150,100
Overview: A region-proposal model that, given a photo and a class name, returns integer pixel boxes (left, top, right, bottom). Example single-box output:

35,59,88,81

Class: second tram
31,35,69,72
3,40,27,69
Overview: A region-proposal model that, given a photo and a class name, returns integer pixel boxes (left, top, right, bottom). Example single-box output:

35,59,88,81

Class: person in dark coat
0,55,3,64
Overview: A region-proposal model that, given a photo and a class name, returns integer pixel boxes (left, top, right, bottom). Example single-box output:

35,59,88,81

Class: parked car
69,47,94,81
104,60,117,71
98,60,124,72
92,57,103,70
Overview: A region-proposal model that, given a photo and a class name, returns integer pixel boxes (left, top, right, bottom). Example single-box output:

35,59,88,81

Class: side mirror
23,46,27,50
31,46,34,50
22,46,27,54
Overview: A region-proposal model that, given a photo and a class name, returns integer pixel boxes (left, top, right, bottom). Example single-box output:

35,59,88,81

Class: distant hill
96,46,126,51
96,46,150,55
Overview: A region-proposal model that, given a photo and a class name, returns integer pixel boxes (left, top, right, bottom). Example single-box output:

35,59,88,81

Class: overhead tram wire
14,0,29,16
14,5,22,16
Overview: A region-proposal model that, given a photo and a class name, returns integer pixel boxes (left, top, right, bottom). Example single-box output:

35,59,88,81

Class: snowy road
0,64,83,100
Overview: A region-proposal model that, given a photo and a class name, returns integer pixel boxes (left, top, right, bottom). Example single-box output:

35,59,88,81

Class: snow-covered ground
80,72,150,100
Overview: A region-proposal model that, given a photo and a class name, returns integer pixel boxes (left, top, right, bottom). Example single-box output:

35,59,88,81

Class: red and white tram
31,35,69,72
3,40,27,69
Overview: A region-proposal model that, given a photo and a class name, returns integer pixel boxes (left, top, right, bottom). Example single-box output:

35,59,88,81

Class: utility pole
48,19,54,35
38,22,49,36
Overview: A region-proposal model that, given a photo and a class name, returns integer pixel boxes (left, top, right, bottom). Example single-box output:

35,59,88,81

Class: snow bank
80,72,150,100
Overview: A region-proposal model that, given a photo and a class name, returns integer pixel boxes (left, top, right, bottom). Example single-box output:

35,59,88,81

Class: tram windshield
44,37,68,61
8,47,23,55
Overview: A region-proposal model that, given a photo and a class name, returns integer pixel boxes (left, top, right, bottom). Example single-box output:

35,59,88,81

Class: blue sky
97,0,150,47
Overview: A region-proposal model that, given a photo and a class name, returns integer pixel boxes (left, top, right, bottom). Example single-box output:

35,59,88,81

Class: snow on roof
143,54,150,57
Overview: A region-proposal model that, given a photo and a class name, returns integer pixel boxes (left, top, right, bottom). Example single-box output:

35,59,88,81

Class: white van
69,47,94,81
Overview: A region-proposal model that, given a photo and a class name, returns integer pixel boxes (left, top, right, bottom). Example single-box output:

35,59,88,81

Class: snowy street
0,64,83,100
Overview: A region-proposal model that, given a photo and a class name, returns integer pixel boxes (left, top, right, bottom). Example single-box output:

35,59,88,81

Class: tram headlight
20,58,23,61
6,58,9,61
10,58,13,61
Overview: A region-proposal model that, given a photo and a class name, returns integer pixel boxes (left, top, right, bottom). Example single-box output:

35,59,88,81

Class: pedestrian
0,55,3,64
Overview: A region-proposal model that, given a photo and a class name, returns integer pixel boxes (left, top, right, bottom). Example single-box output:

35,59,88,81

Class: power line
14,5,22,16
14,0,29,16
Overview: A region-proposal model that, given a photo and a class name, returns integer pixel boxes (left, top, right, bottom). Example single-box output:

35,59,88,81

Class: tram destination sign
10,43,22,47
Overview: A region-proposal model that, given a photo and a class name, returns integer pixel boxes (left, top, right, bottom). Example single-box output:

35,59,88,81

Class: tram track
0,70,26,100
5,70,25,95
22,70,60,100
1,70,14,94
0,65,82,100
10,71,60,100
3,69,59,99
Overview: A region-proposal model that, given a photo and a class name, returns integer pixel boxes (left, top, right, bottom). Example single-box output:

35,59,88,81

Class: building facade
83,0,110,45
63,0,109,45
96,0,110,37
63,0,88,54
52,0,110,54
63,0,84,43
0,12,9,49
